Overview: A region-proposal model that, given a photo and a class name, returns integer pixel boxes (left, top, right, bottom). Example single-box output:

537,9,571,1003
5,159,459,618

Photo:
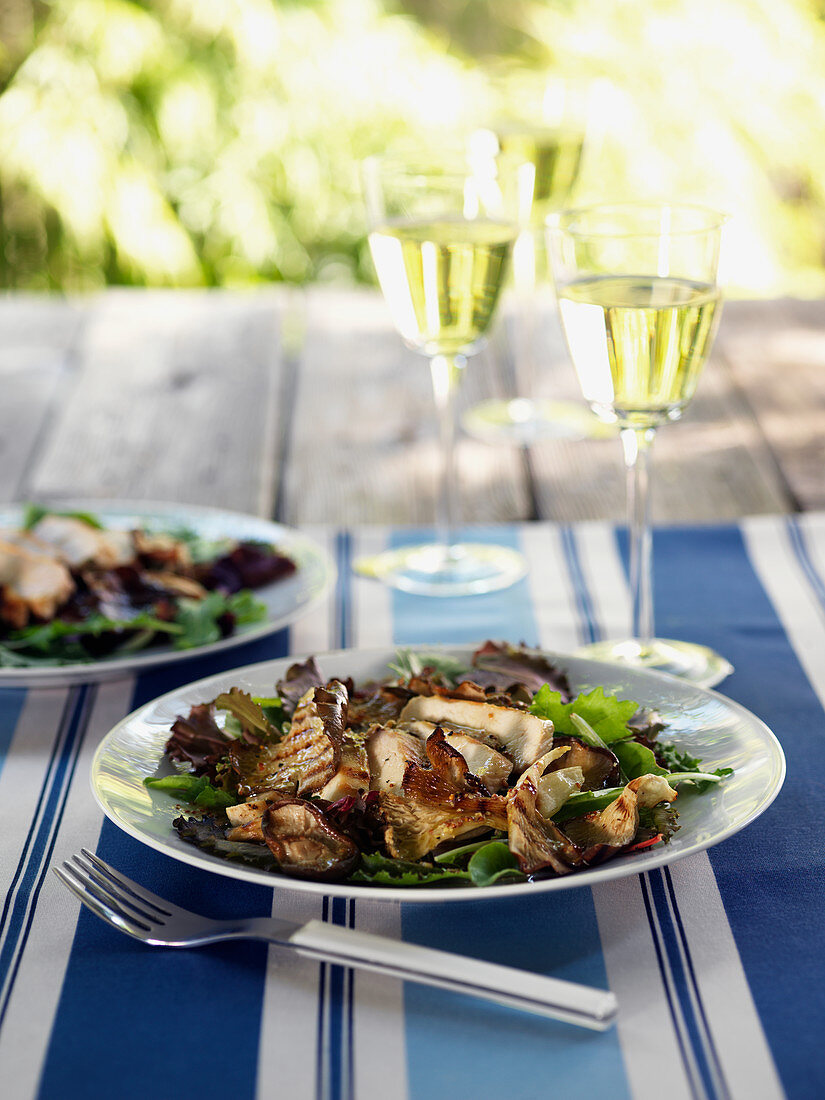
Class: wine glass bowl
462,75,601,445
356,152,529,596
548,201,732,687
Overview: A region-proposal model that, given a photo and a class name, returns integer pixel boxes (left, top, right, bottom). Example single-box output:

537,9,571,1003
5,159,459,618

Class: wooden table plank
0,295,85,505
26,289,286,516
281,289,532,526
716,298,825,512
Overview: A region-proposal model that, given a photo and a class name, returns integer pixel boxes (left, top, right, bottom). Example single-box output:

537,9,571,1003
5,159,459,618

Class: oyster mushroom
380,743,509,861
563,774,678,858
506,750,584,875
398,695,553,773
261,799,359,881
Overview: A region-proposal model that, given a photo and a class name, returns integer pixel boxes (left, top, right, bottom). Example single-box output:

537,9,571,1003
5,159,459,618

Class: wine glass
547,201,733,686
462,75,603,445
355,152,529,596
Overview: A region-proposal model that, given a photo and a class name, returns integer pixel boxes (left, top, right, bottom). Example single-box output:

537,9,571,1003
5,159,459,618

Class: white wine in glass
548,203,732,687
463,76,599,445
356,155,528,597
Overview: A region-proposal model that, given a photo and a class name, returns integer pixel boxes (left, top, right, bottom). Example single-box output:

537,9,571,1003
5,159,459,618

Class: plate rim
90,643,787,903
0,498,336,686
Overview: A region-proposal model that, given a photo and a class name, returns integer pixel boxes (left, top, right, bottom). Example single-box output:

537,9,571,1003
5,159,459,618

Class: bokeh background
1,0,824,297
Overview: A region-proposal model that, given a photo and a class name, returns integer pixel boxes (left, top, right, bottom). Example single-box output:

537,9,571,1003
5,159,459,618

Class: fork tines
54,849,170,937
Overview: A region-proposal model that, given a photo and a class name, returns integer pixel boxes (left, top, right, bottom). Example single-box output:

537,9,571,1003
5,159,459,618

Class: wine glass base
461,398,615,445
352,542,526,597
573,637,734,689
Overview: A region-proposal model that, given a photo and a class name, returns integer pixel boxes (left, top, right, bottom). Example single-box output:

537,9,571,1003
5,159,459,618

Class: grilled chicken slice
267,681,348,797
563,774,677,852
398,695,553,773
31,515,134,569
400,719,512,792
366,725,426,792
0,537,75,626
318,735,370,802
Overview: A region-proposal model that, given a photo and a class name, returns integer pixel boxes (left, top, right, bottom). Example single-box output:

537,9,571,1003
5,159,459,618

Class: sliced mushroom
563,774,678,856
398,695,553,773
261,799,359,881
506,752,583,875
544,736,620,791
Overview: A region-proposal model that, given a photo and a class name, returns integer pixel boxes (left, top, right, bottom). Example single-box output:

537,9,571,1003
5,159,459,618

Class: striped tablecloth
2,517,823,1100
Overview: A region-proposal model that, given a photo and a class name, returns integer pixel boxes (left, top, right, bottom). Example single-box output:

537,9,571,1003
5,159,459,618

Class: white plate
91,645,786,902
0,500,334,686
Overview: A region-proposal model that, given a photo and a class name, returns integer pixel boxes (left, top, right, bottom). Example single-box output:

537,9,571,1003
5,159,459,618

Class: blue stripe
647,868,718,1099
0,687,28,784
39,631,293,1100
0,687,92,1029
650,522,824,1099
393,525,629,1100
639,872,698,1092
663,866,729,1100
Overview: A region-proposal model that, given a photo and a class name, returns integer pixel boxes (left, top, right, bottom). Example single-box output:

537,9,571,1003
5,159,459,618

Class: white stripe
530,521,695,1099
256,526,336,1100
0,678,134,1100
350,526,407,1100
667,858,784,1100
574,521,631,642
743,515,825,708
256,889,325,1100
592,876,696,1100
352,528,394,651
0,689,69,893
0,687,78,1013
291,525,338,657
522,524,583,652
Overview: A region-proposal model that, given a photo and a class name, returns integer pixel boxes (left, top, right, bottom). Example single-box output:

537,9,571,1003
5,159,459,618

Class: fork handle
278,919,617,1030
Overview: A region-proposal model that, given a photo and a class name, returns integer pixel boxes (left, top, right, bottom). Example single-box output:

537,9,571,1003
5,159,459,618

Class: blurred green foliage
2,0,825,295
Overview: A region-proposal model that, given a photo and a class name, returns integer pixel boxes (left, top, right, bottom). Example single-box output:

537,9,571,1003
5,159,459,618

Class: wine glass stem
430,352,465,560
621,425,656,647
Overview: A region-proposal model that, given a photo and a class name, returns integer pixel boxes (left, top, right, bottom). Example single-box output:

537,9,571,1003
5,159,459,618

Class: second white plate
0,500,334,686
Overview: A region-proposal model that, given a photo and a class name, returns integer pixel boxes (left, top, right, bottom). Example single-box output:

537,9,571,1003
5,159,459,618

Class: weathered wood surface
0,287,821,524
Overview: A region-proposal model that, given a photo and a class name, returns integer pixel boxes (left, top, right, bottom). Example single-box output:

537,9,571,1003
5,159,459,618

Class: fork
54,849,617,1031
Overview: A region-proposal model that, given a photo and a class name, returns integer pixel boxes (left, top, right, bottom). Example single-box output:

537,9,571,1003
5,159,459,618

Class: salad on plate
0,504,297,668
146,641,732,889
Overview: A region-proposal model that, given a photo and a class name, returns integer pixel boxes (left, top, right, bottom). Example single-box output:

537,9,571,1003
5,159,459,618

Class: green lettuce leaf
530,685,639,743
